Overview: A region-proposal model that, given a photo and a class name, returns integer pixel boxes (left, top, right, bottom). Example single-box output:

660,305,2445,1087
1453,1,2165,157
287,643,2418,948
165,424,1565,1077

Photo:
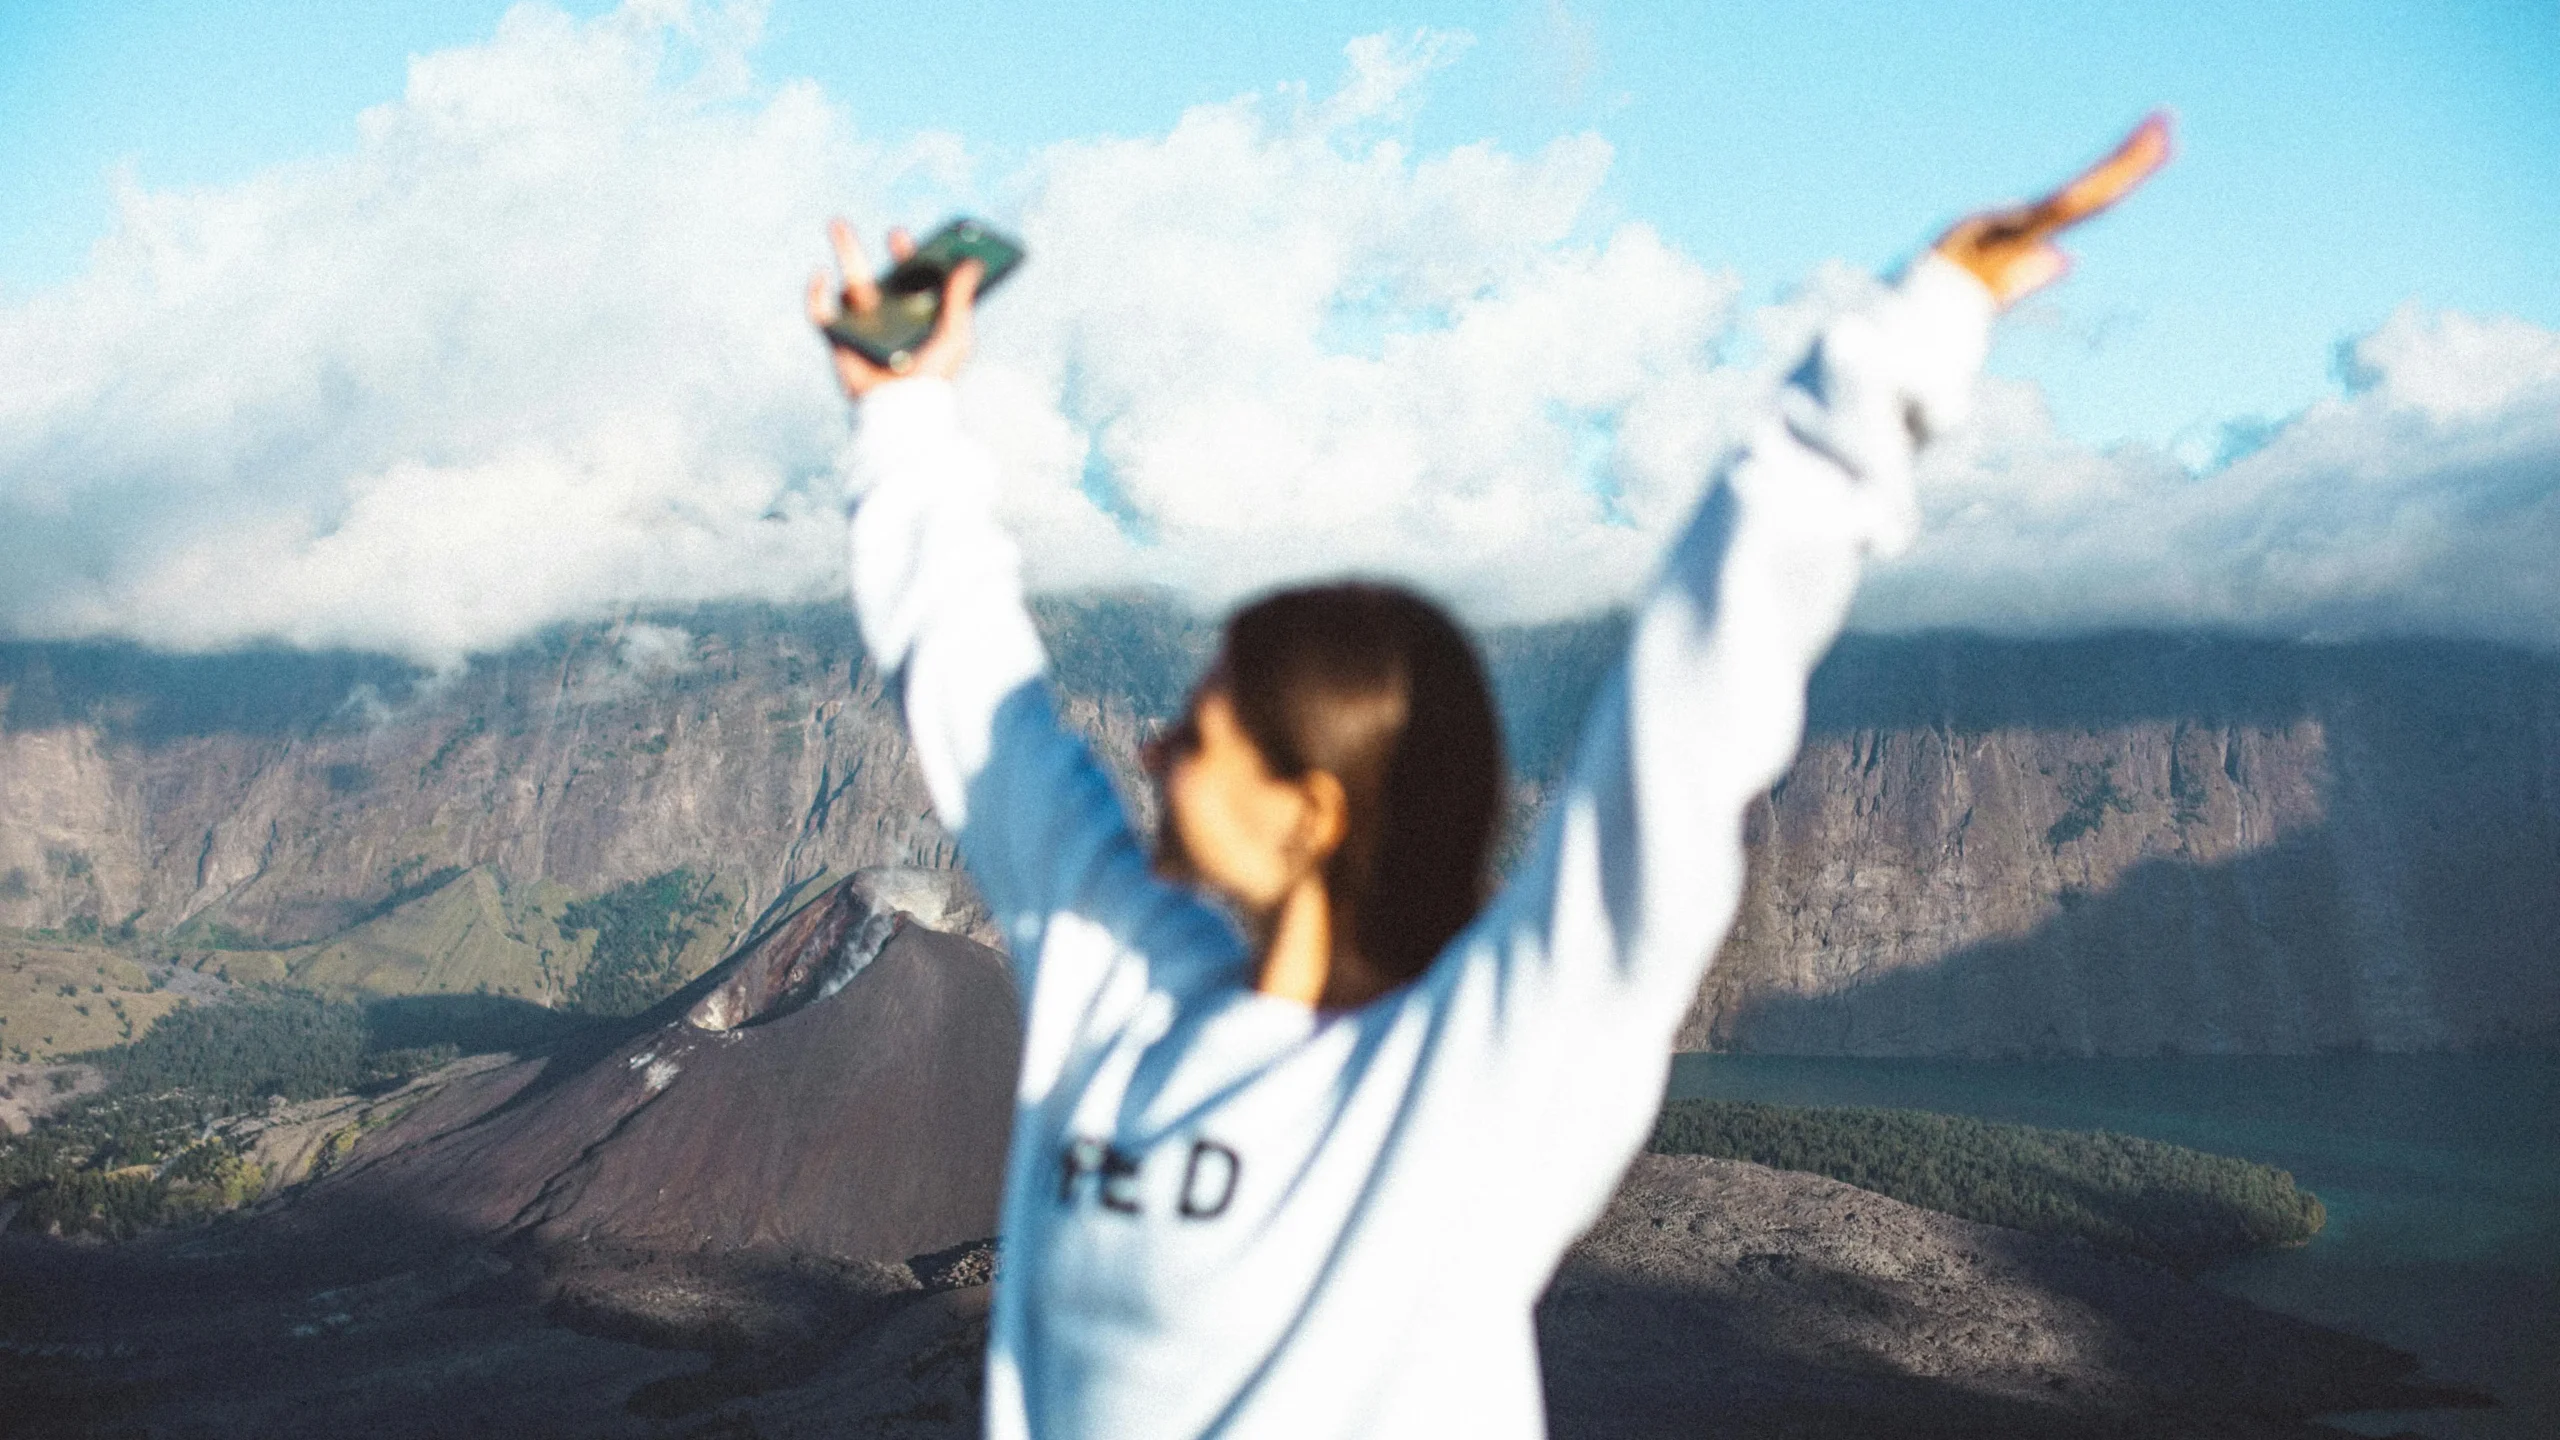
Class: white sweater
844,253,1994,1439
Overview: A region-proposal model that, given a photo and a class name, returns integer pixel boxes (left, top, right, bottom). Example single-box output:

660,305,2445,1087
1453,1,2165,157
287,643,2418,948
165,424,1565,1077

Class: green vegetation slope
0,988,551,1239
1650,1097,2325,1272
0,933,185,1062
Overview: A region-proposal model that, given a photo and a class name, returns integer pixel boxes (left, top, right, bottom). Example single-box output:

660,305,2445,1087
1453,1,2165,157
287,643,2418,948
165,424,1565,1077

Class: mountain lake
1664,1051,2560,1439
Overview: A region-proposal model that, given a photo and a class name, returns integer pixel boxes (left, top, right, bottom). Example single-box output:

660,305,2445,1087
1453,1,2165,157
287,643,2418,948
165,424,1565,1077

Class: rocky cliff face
4,608,2554,1055
0,607,959,949
1680,634,2560,1055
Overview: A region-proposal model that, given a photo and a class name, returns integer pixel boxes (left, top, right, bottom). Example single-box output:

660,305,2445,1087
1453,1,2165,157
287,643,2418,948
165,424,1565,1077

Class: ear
1291,769,1350,871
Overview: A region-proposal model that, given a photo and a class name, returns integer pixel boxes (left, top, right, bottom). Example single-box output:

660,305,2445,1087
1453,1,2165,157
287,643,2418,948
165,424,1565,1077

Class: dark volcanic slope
0,876,1020,1440
310,875,1021,1264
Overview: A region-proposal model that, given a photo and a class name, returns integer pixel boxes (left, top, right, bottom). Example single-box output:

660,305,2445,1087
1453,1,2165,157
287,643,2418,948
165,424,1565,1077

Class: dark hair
1211,582,1504,986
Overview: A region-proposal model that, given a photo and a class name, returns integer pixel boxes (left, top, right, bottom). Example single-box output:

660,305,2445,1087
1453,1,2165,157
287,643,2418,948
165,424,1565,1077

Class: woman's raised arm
1417,117,2171,1234
812,226,1241,1038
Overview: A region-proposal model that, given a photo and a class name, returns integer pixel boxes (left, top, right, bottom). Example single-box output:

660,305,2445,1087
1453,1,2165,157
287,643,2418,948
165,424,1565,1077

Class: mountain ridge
5,599,2555,1056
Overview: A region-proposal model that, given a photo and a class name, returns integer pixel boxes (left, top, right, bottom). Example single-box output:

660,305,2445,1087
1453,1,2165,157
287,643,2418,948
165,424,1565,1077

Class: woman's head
1148,582,1504,997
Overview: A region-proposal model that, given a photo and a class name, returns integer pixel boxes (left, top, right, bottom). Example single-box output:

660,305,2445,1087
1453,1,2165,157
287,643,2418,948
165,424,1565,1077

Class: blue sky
0,1,2554,660
3,0,2552,452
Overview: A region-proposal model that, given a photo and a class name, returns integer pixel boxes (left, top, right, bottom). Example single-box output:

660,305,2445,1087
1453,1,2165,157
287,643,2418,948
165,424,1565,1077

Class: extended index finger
2029,111,2174,236
828,218,880,313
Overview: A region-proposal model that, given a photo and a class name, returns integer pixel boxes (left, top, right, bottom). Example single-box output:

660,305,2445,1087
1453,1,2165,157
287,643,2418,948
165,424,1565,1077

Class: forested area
1649,1098,2326,1271
561,869,723,1017
0,991,464,1239
0,867,717,1240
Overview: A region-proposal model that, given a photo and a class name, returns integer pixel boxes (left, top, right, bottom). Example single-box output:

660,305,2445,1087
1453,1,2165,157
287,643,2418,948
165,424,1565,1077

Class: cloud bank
1867,307,2560,649
1,2,2553,666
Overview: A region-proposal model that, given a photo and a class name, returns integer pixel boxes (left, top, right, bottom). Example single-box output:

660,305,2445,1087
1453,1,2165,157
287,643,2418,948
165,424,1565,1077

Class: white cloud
0,3,915,666
0,0,2554,666
1863,306,2560,648
616,622,695,675
970,28,1746,619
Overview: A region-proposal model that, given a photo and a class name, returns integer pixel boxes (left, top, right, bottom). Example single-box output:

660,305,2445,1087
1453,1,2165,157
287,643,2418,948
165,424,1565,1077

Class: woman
808,117,2168,1439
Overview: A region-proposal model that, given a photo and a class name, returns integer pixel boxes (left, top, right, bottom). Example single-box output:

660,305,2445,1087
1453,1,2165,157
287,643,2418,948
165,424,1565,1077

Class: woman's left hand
1934,112,2172,308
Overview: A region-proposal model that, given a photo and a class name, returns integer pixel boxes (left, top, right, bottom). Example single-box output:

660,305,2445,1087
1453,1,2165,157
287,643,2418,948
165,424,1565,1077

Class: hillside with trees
1649,1098,2325,1271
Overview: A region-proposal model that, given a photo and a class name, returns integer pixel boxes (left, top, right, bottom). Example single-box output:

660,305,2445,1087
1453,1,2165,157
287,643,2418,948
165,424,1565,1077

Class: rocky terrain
1539,1154,2477,1439
0,868,2494,1435
0,1136,2476,1438
0,606,957,955
4,603,2557,1056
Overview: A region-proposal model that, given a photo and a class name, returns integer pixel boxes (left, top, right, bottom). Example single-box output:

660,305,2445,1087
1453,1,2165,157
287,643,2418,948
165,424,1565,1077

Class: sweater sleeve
844,381,1238,1035
1428,254,1994,1221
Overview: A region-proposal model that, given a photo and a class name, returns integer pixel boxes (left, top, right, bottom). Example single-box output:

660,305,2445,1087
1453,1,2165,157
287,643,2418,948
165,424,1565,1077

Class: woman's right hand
806,219,983,399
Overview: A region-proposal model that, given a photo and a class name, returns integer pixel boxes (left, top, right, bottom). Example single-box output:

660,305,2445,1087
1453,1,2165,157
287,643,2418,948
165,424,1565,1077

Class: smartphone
824,217,1025,372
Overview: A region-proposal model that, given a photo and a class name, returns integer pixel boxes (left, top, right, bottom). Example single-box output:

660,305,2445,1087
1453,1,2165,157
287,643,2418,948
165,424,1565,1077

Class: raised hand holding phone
808,217,1023,397
1935,112,2173,307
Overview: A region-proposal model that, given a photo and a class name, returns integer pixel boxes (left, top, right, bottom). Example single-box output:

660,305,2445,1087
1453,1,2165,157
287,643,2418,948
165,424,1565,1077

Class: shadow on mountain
1711,623,2560,1058
0,601,864,745
1539,1258,2476,1440
0,1185,997,1439
1539,1154,2487,1440
1714,819,2560,1056
1024,607,2560,788
1805,629,2560,737
0,639,424,742
360,992,610,1060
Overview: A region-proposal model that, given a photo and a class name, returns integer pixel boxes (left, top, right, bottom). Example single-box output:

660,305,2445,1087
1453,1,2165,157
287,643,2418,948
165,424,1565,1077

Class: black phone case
824,218,1024,371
